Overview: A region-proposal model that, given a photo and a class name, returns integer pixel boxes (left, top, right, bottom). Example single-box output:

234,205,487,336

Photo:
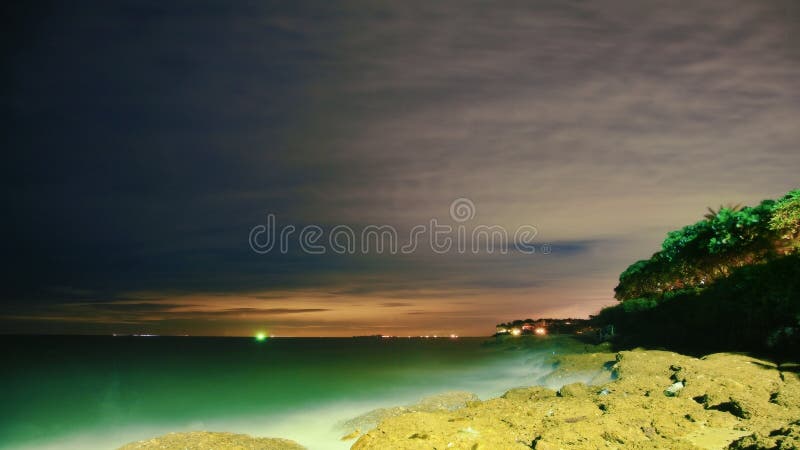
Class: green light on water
255,333,267,342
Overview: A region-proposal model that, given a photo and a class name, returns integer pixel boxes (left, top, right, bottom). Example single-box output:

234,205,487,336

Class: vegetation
596,189,800,358
770,189,800,251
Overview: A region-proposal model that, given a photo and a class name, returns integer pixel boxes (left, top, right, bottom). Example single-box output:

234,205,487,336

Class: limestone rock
339,391,479,435
352,350,800,449
558,382,590,398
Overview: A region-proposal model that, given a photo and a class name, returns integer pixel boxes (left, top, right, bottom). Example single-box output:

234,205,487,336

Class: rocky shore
350,349,800,449
119,348,800,450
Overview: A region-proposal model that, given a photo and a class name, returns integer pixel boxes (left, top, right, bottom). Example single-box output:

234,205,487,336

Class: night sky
3,1,799,336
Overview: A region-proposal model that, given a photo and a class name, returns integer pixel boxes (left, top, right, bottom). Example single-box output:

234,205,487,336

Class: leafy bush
621,297,659,313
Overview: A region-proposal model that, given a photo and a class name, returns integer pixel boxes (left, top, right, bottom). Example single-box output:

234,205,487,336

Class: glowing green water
1,336,583,449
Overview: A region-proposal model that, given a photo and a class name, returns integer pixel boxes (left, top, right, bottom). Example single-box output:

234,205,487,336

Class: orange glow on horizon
10,283,611,337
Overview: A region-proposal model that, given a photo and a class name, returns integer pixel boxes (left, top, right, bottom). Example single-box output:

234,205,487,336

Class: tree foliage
703,203,742,220
597,254,800,358
770,189,800,250
614,191,798,302
599,188,800,358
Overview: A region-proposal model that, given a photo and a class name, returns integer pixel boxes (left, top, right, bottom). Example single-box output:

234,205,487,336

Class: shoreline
117,341,800,449
351,348,800,449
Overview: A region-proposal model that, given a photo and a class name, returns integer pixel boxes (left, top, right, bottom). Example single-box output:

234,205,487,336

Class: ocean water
1,335,594,449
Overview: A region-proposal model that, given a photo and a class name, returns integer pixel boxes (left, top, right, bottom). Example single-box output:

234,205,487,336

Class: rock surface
118,431,305,450
338,391,479,440
351,350,800,450
728,421,800,450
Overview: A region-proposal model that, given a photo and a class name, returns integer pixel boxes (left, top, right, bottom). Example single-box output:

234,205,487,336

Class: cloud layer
2,0,799,335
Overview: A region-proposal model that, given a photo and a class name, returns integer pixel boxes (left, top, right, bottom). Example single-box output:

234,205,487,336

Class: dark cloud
79,302,188,313
214,307,330,315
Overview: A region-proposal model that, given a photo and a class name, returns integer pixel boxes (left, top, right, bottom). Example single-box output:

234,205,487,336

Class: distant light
255,332,267,342
450,334,458,339
534,327,547,335
511,328,522,336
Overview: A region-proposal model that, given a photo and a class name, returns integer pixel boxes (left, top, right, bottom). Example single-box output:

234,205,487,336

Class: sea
1,335,597,449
